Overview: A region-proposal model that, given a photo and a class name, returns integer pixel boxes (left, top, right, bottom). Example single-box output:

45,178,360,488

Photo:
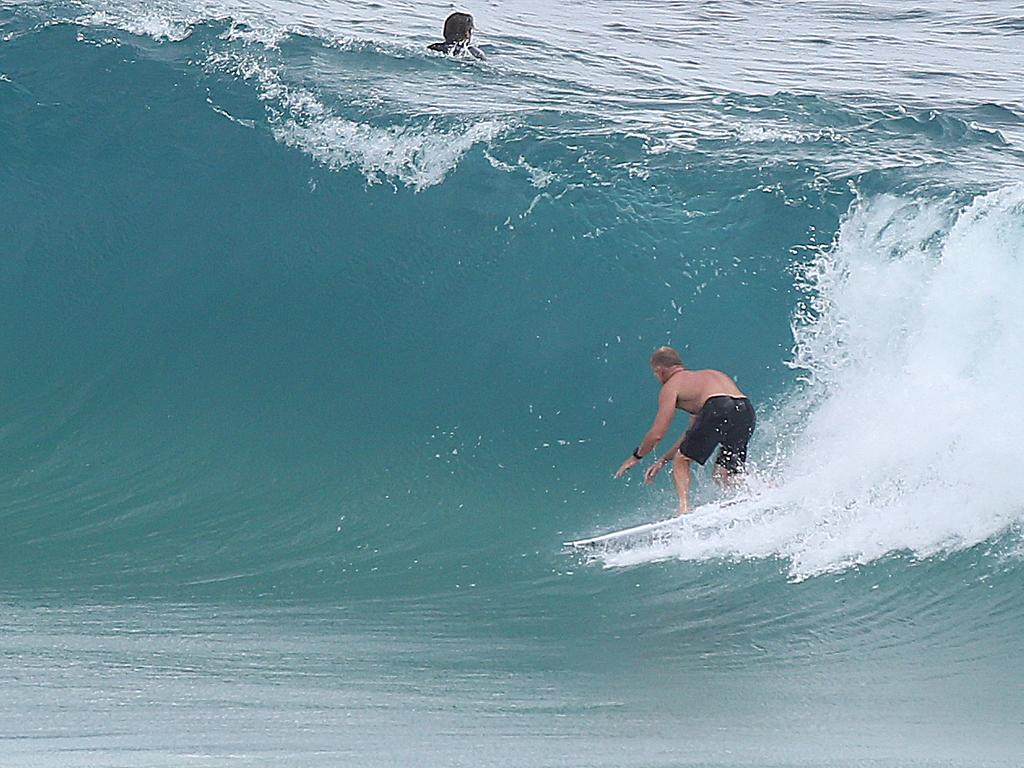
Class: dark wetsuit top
679,395,756,472
427,41,485,59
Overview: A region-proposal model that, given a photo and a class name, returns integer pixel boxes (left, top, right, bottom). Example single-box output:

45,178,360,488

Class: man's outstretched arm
614,385,677,477
643,415,695,484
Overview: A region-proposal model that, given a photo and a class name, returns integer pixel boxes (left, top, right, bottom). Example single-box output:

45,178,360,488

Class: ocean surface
2,0,1024,765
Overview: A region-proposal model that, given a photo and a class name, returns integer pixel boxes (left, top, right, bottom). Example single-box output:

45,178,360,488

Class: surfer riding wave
615,347,756,515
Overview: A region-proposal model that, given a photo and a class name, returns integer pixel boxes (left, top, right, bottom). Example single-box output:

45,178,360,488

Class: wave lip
200,41,509,190
274,113,508,191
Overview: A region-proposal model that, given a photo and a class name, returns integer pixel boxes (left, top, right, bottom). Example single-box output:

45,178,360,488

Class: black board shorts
679,396,756,472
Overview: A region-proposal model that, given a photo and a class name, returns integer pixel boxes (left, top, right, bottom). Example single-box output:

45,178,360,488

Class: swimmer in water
428,12,485,60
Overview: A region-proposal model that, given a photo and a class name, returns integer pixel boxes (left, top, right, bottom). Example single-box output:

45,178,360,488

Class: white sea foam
602,184,1024,579
76,7,197,42
734,124,849,145
483,151,556,188
70,0,293,44
205,51,506,190
274,113,506,191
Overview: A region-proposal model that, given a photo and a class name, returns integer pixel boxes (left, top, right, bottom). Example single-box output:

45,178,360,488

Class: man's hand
644,457,668,484
614,456,640,478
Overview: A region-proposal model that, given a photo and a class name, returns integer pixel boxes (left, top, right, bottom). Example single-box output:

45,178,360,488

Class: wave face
1,4,1023,620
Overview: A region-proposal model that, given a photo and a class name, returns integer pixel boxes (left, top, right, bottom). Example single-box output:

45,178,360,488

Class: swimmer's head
442,12,474,43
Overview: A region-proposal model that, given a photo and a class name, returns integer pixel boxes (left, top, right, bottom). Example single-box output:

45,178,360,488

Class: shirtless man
614,346,756,515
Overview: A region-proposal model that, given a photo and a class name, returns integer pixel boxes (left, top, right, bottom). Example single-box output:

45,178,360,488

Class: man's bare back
664,369,745,414
615,347,755,516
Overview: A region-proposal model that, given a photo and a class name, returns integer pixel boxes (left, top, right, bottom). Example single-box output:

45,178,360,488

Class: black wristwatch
632,447,644,460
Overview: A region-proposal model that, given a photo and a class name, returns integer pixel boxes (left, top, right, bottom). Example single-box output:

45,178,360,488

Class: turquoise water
2,1,1023,764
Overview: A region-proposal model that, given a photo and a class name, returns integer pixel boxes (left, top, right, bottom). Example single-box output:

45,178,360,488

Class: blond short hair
650,346,682,368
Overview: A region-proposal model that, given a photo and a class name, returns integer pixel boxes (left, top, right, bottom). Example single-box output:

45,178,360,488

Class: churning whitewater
601,186,1024,577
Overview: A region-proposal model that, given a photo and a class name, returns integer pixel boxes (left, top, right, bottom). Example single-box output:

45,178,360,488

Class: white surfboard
564,497,750,555
563,516,684,553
